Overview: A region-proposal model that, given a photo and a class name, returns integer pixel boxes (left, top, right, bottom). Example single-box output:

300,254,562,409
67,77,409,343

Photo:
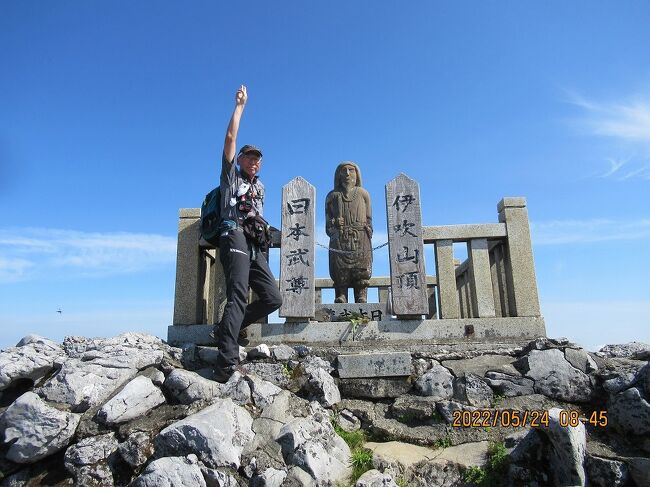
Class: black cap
238,144,263,158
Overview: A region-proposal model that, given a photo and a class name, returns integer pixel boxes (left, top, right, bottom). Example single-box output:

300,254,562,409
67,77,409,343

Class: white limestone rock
441,354,519,377
643,363,650,396
414,361,454,400
248,344,272,360
436,400,478,423
248,390,312,453
222,371,253,405
164,368,222,404
64,432,119,486
131,455,206,487
585,455,629,487
155,397,254,469
540,407,586,486
337,409,361,432
139,367,165,386
515,348,593,402
564,348,598,373
97,375,166,424
277,408,352,485
0,335,64,391
200,467,239,486
304,366,341,407
285,466,316,486
455,373,494,407
251,467,287,487
484,371,535,397
303,355,334,373
598,342,650,359
118,431,154,468
246,373,283,409
293,345,311,357
608,387,650,435
272,344,297,361
241,363,291,388
0,391,81,463
355,469,398,487
36,358,138,412
68,332,171,368
602,359,646,394
295,356,340,407
35,333,172,412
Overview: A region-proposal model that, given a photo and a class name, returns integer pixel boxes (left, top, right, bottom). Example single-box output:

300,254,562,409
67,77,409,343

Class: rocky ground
0,332,649,486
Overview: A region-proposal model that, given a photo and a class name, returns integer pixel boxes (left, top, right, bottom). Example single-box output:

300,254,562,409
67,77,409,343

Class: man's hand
235,85,248,107
224,85,248,163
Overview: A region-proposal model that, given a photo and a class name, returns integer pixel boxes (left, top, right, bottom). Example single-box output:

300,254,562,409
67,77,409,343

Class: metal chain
315,241,389,255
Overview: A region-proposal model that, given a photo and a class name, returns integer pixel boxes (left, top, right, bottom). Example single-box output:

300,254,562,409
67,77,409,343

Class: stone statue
325,161,373,303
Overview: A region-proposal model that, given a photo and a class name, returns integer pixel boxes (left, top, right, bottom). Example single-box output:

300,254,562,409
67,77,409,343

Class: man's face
340,165,357,186
238,152,262,178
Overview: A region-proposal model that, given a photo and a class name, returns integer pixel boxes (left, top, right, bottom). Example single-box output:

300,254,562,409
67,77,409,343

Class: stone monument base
167,316,545,348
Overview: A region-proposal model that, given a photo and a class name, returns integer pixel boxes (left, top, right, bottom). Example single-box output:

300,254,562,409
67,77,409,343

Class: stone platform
167,316,546,348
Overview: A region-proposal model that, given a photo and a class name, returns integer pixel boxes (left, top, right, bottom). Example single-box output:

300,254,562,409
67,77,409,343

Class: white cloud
0,257,35,283
570,94,650,142
601,157,627,178
568,92,650,180
0,227,176,282
531,219,650,245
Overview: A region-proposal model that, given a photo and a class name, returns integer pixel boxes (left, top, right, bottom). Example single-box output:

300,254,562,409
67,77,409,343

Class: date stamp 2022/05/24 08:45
451,409,608,429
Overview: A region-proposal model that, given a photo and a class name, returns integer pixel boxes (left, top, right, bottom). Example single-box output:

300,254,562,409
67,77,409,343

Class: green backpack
200,186,222,246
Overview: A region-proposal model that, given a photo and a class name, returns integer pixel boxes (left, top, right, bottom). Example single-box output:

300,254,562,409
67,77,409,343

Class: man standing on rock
212,85,282,383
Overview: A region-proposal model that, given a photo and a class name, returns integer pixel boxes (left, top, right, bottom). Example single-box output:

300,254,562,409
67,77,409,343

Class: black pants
215,228,282,369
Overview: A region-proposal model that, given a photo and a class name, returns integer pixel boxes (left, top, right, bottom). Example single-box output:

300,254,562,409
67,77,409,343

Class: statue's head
334,161,362,190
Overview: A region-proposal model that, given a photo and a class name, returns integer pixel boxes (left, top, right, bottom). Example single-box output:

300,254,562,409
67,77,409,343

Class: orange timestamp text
451,409,608,428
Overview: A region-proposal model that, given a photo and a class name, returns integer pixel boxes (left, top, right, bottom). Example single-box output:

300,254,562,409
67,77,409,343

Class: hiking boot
208,326,250,346
237,327,250,347
213,364,247,384
212,366,232,383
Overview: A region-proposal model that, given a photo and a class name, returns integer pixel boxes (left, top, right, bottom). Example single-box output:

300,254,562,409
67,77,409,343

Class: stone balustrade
169,177,544,347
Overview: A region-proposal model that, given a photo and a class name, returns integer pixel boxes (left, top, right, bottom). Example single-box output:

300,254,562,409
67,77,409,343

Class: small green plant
350,447,373,483
331,418,375,484
331,419,366,450
492,393,506,407
280,363,292,378
463,466,486,484
347,312,370,340
486,440,508,472
462,440,509,487
396,478,408,487
434,436,452,449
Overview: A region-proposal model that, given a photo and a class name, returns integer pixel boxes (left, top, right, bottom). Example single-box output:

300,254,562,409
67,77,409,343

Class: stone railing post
172,209,201,325
435,240,460,318
468,238,496,317
498,197,541,317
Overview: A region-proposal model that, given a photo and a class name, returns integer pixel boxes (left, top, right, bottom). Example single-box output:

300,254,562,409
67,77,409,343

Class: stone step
336,352,412,378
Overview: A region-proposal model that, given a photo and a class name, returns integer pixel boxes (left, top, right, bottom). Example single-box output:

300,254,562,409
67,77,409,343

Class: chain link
315,241,389,255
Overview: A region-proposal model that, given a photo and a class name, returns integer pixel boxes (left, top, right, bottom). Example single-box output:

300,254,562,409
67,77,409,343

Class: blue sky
1,1,649,351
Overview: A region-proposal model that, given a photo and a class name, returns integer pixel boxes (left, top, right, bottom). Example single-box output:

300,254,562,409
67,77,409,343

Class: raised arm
223,85,248,163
